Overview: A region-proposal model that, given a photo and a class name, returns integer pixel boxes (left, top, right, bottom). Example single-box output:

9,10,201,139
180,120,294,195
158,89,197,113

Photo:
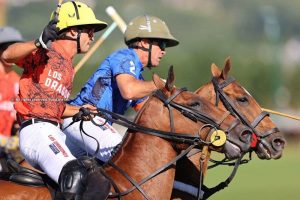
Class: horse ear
220,57,231,79
152,73,165,90
165,65,175,91
211,63,221,77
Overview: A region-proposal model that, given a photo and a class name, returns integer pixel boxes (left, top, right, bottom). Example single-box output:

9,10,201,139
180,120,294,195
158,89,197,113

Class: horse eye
236,97,248,103
189,102,201,109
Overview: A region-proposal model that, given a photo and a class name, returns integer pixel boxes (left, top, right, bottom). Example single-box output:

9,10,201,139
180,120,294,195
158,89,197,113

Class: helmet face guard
124,15,179,48
52,1,107,33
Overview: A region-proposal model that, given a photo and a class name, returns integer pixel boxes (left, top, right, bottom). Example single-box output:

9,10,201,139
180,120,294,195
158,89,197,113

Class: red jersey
15,43,74,123
0,71,19,137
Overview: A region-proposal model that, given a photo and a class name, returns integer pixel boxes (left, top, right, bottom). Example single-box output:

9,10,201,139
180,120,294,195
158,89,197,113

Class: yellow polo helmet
52,1,107,32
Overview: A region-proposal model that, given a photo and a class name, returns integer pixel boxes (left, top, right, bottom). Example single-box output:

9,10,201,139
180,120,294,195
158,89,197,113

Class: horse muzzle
255,135,285,160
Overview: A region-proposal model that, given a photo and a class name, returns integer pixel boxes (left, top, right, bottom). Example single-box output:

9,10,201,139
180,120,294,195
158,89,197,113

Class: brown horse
0,67,252,200
172,58,286,199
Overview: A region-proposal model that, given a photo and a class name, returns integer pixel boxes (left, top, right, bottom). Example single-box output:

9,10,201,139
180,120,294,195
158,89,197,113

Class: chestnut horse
0,67,252,200
172,58,286,199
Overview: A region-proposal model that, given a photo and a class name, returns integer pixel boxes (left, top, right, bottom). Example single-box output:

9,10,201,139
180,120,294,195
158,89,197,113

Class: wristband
34,39,42,48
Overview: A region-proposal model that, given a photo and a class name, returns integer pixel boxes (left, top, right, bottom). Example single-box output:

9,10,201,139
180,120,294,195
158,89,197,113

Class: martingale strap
107,145,196,199
201,155,244,200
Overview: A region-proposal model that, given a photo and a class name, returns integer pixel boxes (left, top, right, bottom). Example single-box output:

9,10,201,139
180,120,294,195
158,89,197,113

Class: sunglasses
81,27,95,37
153,40,167,51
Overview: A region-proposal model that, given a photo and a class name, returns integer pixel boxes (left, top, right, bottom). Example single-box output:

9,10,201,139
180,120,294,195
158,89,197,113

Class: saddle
5,159,68,199
5,158,111,200
6,159,45,187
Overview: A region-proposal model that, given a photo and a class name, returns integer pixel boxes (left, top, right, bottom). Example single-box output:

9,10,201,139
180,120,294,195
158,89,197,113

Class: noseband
212,76,279,140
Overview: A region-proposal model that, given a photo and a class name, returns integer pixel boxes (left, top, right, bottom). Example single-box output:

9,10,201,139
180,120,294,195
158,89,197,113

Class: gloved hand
35,18,59,49
72,107,92,122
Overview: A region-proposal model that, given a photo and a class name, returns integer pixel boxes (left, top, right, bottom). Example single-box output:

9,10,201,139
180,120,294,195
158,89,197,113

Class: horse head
195,57,285,159
137,66,252,160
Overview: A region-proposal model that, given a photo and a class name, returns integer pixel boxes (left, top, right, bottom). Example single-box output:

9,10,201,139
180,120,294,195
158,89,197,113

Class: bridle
73,87,241,200
212,76,280,142
185,76,281,200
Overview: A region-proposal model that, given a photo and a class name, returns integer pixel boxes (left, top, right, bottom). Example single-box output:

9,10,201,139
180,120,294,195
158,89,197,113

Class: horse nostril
272,138,286,151
239,129,252,143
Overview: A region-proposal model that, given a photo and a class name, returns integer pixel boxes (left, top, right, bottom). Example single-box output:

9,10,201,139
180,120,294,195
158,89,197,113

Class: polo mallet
44,0,63,48
74,22,117,74
262,108,300,121
74,6,126,74
106,6,127,34
54,0,64,18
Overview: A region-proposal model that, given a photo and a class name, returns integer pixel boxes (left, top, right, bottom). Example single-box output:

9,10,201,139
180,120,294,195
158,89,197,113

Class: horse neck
104,99,177,199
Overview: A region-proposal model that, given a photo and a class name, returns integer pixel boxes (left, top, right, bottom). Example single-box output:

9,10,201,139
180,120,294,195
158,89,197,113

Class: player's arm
1,18,59,64
1,41,37,64
116,73,156,100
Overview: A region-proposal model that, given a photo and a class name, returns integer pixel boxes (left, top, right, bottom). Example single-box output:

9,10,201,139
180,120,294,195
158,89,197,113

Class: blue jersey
69,48,146,115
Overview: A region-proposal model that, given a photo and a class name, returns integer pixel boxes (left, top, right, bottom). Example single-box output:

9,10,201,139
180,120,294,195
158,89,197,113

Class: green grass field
203,143,300,200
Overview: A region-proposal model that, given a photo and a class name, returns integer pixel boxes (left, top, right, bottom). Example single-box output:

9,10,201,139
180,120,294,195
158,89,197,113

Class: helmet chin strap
57,30,82,53
132,42,153,69
76,30,82,53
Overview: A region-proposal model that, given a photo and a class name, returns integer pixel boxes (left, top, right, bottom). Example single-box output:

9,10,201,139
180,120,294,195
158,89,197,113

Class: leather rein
73,87,239,200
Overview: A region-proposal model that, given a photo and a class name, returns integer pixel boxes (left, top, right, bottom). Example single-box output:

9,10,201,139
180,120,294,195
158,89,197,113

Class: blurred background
1,0,299,199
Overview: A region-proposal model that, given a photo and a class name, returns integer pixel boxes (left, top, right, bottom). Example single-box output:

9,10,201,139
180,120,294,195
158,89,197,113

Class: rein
69,87,238,199
93,88,235,145
154,88,221,130
106,145,197,199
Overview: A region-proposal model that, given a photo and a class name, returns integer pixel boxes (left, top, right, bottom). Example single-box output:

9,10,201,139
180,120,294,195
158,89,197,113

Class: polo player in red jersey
1,1,111,199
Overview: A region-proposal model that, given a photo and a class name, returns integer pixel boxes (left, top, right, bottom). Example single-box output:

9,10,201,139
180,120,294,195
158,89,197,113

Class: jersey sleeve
111,57,138,78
